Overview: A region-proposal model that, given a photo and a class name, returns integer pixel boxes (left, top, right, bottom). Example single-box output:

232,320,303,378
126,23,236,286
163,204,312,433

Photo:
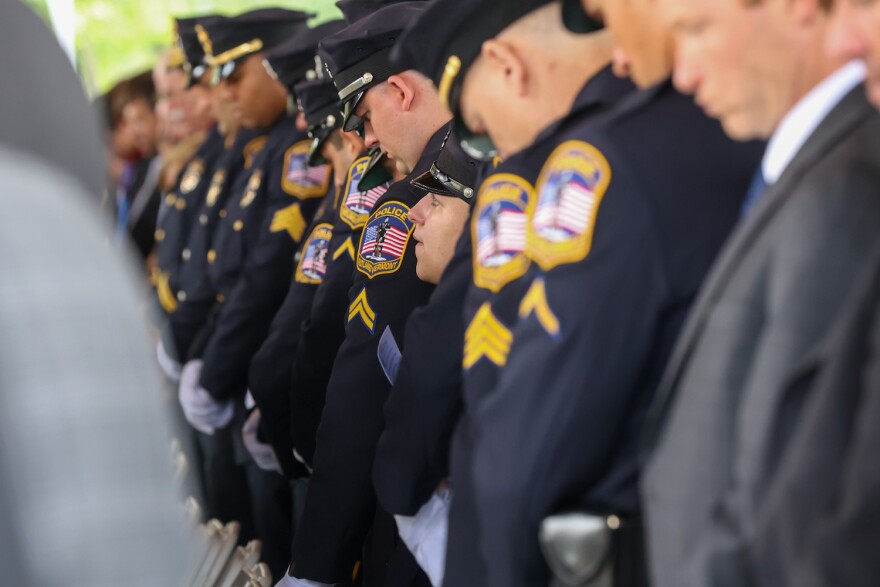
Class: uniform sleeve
469,188,669,587
289,229,361,466
291,220,434,583
198,152,325,400
248,200,338,478
373,231,471,516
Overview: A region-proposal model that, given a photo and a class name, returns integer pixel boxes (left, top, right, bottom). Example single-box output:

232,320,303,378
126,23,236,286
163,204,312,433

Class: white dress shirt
763,61,866,184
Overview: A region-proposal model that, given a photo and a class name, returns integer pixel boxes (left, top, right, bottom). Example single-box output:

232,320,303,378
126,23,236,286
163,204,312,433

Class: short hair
107,70,156,129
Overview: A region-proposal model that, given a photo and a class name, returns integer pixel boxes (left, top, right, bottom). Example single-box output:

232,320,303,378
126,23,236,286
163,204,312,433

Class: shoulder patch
206,168,227,207
240,169,263,208
340,155,393,229
282,140,332,199
472,173,533,293
295,223,334,284
518,277,560,338
348,286,377,334
528,140,610,270
463,303,513,370
180,158,204,194
333,236,356,262
356,201,414,279
243,136,268,169
271,203,307,242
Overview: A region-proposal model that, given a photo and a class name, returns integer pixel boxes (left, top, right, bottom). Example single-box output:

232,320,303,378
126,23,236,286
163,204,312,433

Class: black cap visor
357,147,393,191
561,0,604,34
411,163,476,204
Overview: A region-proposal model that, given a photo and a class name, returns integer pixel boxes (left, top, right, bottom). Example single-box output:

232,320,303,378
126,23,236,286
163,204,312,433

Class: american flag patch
476,205,527,266
471,174,533,293
288,158,330,187
346,185,387,215
282,141,331,198
295,223,333,285
529,140,610,270
361,221,409,260
356,201,414,278
533,170,598,241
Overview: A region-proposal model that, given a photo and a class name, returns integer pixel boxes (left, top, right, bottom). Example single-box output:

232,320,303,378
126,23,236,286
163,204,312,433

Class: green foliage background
21,0,342,94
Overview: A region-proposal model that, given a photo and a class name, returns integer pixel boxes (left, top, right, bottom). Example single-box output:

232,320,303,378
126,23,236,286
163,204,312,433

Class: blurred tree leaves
21,0,341,94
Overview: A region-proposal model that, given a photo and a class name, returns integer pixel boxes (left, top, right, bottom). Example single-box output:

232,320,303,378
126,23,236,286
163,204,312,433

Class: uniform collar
763,61,865,184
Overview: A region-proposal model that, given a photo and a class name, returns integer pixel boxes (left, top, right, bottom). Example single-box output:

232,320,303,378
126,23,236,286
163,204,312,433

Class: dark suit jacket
752,244,880,587
642,84,880,587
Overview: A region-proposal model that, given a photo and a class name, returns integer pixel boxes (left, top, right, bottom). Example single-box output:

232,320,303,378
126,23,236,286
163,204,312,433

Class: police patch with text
472,173,534,293
295,223,334,284
340,155,392,229
356,201,414,278
528,140,609,269
283,140,332,199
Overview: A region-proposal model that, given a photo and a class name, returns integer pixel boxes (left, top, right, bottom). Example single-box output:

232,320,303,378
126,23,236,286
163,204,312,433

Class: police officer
279,4,452,586
395,0,765,585
176,9,332,579
153,15,225,329
285,2,402,474
243,31,351,479
371,128,479,587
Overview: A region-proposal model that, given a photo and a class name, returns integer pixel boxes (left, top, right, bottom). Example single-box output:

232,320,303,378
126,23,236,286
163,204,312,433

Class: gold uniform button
219,210,227,218
199,214,208,226
165,194,176,206
181,248,191,261
177,291,187,302
154,229,165,242
207,249,217,264
175,199,187,211
216,294,226,303
233,220,244,231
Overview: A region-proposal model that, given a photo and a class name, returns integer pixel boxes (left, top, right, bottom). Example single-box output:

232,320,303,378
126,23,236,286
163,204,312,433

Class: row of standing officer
152,0,880,586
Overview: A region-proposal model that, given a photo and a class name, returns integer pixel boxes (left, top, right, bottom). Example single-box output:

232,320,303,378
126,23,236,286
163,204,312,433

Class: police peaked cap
411,127,479,204
199,9,312,85
320,2,428,132
392,0,602,116
263,19,347,95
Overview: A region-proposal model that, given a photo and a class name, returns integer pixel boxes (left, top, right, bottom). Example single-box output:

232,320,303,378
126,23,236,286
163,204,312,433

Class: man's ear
386,74,417,111
481,39,528,97
340,129,365,158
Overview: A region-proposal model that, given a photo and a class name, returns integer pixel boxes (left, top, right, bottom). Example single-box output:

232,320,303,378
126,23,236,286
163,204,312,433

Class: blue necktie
740,167,768,217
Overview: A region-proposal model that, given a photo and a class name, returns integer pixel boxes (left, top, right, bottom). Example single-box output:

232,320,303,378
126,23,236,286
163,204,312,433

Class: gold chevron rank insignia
463,303,513,370
518,278,560,338
348,287,377,334
270,203,307,242
333,236,356,261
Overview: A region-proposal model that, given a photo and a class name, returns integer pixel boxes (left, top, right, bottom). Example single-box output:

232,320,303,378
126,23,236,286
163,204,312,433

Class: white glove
156,340,181,382
242,408,282,473
394,486,452,587
274,567,334,587
178,360,234,435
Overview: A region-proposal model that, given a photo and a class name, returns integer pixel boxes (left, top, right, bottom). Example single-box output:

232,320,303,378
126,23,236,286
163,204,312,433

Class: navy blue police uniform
248,75,347,480
371,128,483,518
154,126,226,315
288,148,393,467
167,128,263,362
396,0,766,585
287,5,441,586
196,15,332,402
184,11,326,580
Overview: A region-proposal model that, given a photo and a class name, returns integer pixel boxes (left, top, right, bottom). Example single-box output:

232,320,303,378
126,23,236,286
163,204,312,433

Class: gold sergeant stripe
207,39,264,66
